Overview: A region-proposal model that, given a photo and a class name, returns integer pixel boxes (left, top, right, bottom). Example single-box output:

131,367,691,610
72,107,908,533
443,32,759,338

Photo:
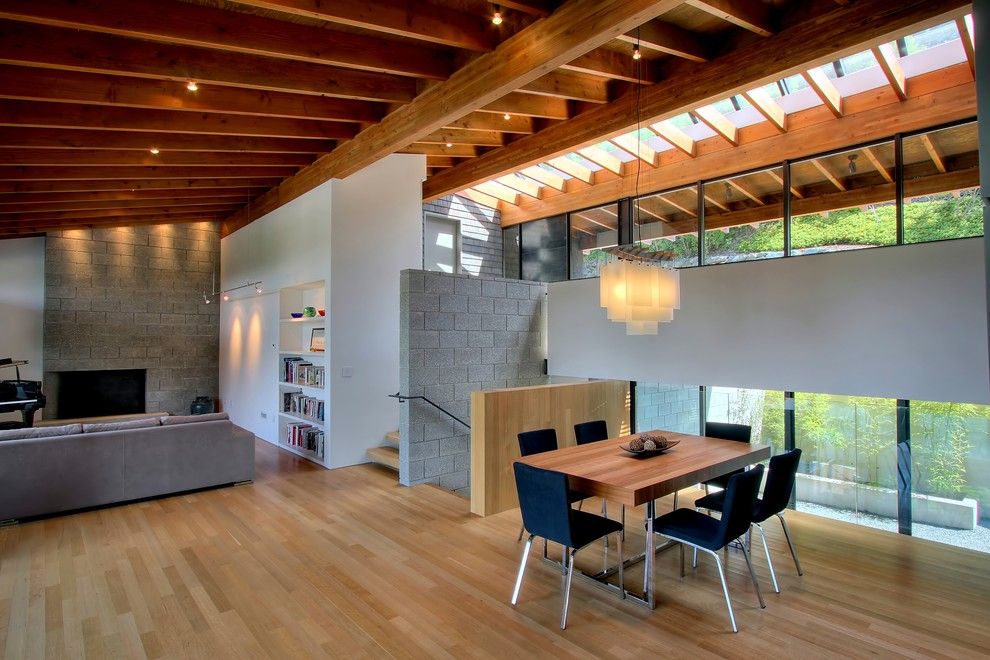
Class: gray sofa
0,413,255,522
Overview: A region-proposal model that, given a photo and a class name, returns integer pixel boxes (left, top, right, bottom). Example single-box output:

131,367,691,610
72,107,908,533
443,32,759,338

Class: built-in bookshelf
277,280,328,466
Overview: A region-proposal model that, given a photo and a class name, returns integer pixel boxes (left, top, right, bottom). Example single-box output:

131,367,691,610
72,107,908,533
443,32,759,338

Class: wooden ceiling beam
618,19,709,62
0,0,452,80
444,113,536,134
650,121,696,157
495,1,555,18
685,0,773,37
400,144,479,158
577,146,623,175
520,166,566,192
481,93,571,120
498,67,976,224
872,44,907,101
0,204,239,224
547,156,594,184
764,168,804,198
656,194,697,217
0,178,282,194
0,166,298,181
611,133,658,167
743,88,787,132
0,101,356,140
0,196,253,215
810,159,847,191
0,20,417,103
861,146,894,183
427,0,970,201
0,128,328,154
0,149,314,168
956,16,976,77
703,193,730,212
0,65,384,124
475,181,520,205
920,134,947,173
520,71,611,104
563,48,656,84
496,175,542,199
0,188,262,207
223,0,683,235
0,212,227,234
419,129,505,147
727,178,765,205
227,0,496,52
802,68,843,118
692,106,738,145
458,188,502,210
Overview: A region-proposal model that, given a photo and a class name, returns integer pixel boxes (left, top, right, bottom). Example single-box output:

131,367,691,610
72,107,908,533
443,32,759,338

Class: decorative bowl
303,306,317,318
290,312,304,319
318,309,326,317
620,435,679,457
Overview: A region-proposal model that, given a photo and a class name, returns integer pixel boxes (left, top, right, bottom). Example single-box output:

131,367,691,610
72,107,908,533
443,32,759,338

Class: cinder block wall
399,269,548,496
423,194,502,278
635,383,701,435
43,223,220,417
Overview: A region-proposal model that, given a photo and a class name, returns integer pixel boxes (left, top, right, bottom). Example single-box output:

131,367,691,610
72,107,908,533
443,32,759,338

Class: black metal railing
388,392,470,429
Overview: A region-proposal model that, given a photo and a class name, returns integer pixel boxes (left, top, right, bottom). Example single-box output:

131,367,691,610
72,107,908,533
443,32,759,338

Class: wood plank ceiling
0,0,974,237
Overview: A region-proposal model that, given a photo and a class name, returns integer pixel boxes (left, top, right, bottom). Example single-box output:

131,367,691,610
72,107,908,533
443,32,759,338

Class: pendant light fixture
599,27,681,336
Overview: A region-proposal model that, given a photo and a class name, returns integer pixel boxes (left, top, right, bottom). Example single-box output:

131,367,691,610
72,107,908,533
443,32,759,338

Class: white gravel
796,502,990,553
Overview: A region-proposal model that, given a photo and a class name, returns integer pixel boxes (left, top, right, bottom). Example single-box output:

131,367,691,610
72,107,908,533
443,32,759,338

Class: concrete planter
796,473,978,530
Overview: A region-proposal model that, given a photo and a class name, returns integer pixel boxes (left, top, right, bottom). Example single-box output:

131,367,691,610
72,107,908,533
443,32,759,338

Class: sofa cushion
0,423,83,441
83,417,162,433
160,412,229,426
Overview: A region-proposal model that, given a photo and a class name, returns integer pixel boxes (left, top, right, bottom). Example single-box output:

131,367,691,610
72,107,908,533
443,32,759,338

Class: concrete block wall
399,269,548,496
635,382,701,435
43,223,220,417
423,194,502,278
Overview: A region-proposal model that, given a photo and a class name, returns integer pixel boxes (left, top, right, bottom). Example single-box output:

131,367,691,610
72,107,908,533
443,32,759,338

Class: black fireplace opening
56,369,146,419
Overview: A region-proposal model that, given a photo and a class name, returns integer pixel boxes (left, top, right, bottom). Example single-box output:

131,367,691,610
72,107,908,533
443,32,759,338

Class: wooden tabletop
516,431,771,507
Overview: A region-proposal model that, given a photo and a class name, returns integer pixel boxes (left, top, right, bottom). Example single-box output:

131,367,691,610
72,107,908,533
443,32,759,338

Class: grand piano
0,359,46,428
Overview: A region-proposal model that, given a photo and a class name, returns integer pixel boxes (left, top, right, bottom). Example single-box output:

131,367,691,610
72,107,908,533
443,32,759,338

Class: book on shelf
281,356,325,387
282,390,325,422
285,421,325,458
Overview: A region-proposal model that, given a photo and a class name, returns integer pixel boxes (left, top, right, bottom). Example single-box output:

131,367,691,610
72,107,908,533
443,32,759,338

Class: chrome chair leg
692,546,698,569
673,491,679,510
517,523,525,542
739,540,766,609
561,549,576,629
777,513,803,575
620,505,625,541
710,548,738,633
511,534,534,605
616,531,625,599
679,543,685,578
755,523,780,593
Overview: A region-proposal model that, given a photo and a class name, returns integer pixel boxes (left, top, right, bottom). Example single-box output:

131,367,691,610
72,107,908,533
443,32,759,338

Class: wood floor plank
1,438,988,659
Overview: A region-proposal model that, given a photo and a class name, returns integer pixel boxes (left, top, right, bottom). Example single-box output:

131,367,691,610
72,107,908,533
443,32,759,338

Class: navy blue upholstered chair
511,462,624,629
573,420,608,445
695,448,804,593
702,422,752,492
652,465,766,633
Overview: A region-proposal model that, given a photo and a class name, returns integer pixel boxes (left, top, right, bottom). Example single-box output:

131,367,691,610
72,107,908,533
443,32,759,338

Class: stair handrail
388,392,470,429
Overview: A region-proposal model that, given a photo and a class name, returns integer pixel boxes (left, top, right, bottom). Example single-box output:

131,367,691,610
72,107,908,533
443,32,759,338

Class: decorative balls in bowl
621,432,679,455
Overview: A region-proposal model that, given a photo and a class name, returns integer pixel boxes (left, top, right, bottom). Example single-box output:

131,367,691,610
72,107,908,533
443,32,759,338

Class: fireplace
55,369,146,419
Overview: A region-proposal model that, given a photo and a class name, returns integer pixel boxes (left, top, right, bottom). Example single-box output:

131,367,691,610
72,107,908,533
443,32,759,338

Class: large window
902,122,982,244
703,167,784,264
520,214,567,282
569,203,618,279
790,144,897,254
635,187,699,267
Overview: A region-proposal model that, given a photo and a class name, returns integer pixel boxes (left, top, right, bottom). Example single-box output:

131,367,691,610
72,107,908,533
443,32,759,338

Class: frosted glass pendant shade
599,260,680,335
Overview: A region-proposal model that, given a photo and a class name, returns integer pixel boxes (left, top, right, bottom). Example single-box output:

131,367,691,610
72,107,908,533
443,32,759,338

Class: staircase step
384,430,400,447
367,446,399,471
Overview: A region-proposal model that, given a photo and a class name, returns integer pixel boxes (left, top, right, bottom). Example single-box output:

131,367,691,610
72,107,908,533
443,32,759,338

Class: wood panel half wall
469,380,629,516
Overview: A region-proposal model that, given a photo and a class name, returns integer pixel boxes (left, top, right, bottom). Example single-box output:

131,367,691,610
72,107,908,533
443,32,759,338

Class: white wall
329,154,424,468
0,237,45,423
220,181,332,444
219,154,425,467
548,238,990,405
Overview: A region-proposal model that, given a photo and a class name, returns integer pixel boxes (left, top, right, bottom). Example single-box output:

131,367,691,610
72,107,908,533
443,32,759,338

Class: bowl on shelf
290,312,304,319
318,309,326,317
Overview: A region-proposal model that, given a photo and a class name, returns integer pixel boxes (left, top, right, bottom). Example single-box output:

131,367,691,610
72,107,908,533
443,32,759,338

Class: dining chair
695,448,804,593
574,419,622,544
651,465,766,633
516,428,587,543
511,461,624,629
702,421,752,493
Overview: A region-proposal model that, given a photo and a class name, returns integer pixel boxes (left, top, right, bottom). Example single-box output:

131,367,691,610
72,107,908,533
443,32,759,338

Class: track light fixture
201,273,263,304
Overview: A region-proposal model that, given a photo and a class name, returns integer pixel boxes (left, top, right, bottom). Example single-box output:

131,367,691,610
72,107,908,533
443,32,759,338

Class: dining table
515,429,771,609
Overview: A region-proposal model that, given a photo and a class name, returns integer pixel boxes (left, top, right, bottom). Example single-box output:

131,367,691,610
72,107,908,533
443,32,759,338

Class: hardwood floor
2,438,988,658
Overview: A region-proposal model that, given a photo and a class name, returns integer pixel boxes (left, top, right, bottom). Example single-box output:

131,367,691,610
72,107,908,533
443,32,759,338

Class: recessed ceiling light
149,147,160,155
186,81,199,92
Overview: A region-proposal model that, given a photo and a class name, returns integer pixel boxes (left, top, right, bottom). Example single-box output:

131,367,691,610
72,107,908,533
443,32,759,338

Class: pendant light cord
634,27,643,245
